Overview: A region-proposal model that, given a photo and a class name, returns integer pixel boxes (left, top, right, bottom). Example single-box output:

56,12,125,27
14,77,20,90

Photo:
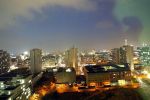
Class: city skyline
0,0,150,54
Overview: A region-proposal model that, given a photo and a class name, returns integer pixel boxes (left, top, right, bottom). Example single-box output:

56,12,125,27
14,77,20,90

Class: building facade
65,47,78,73
111,48,126,64
122,45,134,70
83,64,131,87
30,49,42,74
111,45,134,71
55,67,76,84
42,54,57,68
137,46,150,66
0,68,32,100
0,50,10,74
111,48,121,64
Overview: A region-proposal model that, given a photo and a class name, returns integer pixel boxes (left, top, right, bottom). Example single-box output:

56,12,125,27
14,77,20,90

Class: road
137,78,150,100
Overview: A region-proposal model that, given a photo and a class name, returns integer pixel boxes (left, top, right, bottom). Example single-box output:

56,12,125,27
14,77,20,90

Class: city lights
1,45,150,100
143,70,148,74
66,68,72,72
10,65,18,70
0,0,150,99
147,74,150,79
24,51,29,55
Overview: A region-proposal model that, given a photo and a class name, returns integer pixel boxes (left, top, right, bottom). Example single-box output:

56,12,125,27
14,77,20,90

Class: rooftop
46,67,75,73
0,68,31,81
84,64,130,73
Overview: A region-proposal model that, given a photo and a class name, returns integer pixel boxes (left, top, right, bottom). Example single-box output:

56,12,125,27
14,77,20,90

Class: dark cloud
123,16,143,35
115,0,150,43
0,0,148,53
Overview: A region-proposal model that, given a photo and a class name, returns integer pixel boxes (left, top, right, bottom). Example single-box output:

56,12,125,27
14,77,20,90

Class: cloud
0,0,96,30
115,0,150,43
96,20,114,29
123,17,143,34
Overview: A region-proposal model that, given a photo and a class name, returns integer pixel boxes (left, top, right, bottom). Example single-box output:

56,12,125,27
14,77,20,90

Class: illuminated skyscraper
121,45,134,71
111,48,126,64
111,45,134,71
111,48,121,64
65,47,78,73
137,45,150,66
30,49,42,74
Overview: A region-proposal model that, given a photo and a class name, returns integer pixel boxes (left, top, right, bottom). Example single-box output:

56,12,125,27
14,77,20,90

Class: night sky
0,0,150,53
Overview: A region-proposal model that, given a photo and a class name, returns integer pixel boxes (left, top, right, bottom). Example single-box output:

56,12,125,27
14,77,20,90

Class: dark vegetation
42,88,143,100
33,72,55,92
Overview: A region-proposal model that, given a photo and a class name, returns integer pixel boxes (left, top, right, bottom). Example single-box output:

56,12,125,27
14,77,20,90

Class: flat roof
47,67,76,73
4,85,19,90
84,64,130,73
0,68,31,81
57,67,75,72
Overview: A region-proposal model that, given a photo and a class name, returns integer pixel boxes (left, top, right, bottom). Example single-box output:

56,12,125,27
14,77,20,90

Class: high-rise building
65,47,78,73
111,48,126,64
111,45,134,70
0,50,10,74
133,50,140,65
137,45,150,66
119,47,127,64
122,45,134,70
30,49,42,74
111,48,121,64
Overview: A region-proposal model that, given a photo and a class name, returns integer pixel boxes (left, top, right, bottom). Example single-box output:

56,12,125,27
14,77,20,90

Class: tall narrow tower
65,46,78,73
122,45,134,71
30,49,42,74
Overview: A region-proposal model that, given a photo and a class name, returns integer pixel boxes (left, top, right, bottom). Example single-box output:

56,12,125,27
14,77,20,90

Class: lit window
8,98,11,100
66,68,72,72
8,91,11,95
28,80,31,83
53,68,58,72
